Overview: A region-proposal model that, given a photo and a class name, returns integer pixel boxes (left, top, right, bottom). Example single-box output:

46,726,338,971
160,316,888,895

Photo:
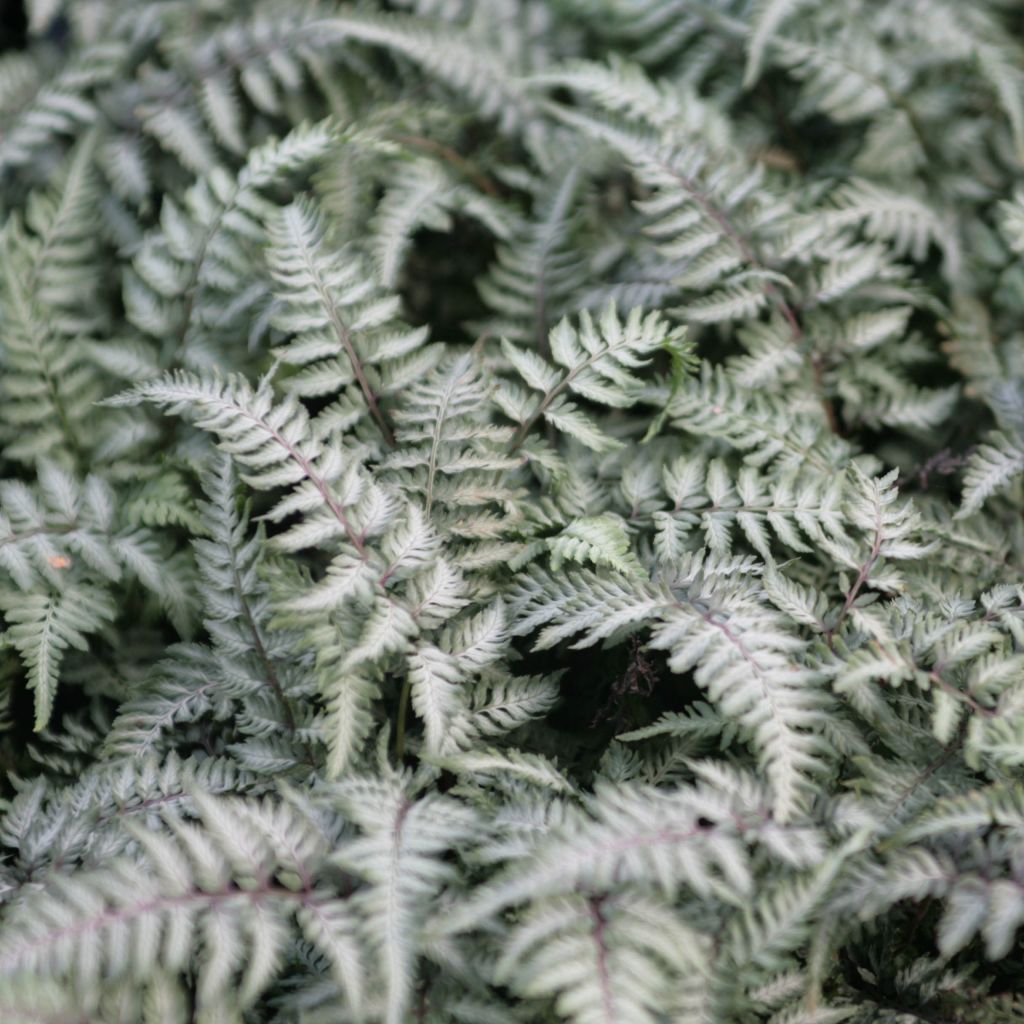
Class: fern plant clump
3,0,1024,1020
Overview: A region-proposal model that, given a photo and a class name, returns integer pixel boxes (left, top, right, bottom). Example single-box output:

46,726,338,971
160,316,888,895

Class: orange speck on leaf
48,555,71,569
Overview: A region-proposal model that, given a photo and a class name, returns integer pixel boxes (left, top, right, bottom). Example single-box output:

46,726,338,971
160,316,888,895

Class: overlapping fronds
2,2,1024,1022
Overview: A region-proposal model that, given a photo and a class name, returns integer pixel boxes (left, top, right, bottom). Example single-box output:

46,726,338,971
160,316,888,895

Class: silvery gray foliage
0,0,1023,1021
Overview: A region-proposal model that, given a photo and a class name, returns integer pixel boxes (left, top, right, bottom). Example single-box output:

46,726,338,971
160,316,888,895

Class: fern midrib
228,556,294,731
385,796,414,1024
827,499,885,643
177,201,231,350
531,167,581,359
40,355,86,467
509,337,626,451
0,521,77,550
207,387,371,559
586,896,618,1023
652,500,837,519
227,554,320,768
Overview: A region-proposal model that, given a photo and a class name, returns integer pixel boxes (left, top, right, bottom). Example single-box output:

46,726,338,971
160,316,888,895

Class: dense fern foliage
3,0,1024,1020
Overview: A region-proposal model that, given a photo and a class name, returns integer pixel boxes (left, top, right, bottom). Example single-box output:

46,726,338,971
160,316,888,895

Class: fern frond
107,371,369,552
665,365,840,472
510,562,831,819
333,776,478,1024
744,0,810,86
125,119,339,366
267,196,437,445
959,432,1024,517
495,891,708,1024
475,159,590,349
498,303,691,453
0,135,107,464
0,793,365,1015
650,455,848,562
0,582,115,731
315,12,533,131
382,352,522,550
0,43,122,172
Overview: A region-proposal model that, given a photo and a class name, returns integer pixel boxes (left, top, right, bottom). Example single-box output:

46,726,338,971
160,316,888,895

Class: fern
0,583,115,731
333,774,478,1024
0,134,108,465
0,792,367,1016
2,1,1024,1021
124,118,339,371
475,158,591,349
496,302,693,454
266,195,437,446
494,891,702,1024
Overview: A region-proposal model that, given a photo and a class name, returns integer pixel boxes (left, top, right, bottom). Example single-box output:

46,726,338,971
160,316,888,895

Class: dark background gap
0,0,28,53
